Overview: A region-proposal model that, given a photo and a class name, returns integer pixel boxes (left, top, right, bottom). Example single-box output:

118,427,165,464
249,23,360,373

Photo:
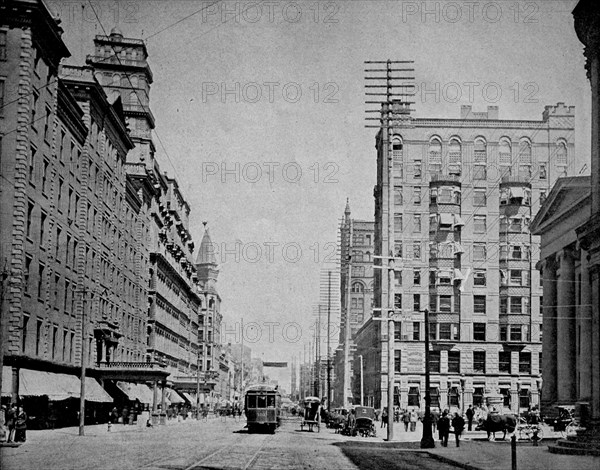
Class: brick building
357,103,575,413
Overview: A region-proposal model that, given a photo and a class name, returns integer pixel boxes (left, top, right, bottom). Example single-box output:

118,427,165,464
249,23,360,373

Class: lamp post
420,308,435,448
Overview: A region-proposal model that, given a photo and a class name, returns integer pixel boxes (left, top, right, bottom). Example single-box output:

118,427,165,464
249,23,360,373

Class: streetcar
244,384,282,433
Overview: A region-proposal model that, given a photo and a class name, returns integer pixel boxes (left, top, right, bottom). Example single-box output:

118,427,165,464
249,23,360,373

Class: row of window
395,386,533,409
394,349,537,375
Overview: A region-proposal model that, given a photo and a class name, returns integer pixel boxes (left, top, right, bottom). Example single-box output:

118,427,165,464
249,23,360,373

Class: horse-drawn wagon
300,396,321,432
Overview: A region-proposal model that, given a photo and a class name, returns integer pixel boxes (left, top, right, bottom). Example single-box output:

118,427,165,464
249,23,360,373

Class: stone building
529,0,600,455
334,200,374,406
359,102,575,412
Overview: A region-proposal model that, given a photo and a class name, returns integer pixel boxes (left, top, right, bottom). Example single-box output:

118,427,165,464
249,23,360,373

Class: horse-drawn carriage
300,396,321,432
354,406,377,437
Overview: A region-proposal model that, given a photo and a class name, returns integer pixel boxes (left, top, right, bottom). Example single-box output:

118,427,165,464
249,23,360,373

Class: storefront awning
20,369,80,400
181,392,195,404
166,388,185,404
116,382,155,404
439,213,454,226
510,187,525,198
85,377,113,403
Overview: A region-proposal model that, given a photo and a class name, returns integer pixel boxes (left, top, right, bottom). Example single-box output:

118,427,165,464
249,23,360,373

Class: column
590,266,600,422
580,249,592,402
152,380,158,413
511,385,519,414
11,366,19,404
161,381,166,412
100,341,107,363
440,386,448,411
556,249,576,403
541,256,558,408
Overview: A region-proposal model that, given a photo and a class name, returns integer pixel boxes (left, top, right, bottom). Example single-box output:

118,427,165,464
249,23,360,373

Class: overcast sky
54,0,590,389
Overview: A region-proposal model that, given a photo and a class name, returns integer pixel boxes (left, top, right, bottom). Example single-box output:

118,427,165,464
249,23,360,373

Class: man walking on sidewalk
438,410,450,447
466,405,474,431
452,412,465,447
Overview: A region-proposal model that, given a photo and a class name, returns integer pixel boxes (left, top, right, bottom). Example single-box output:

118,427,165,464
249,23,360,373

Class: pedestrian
381,407,388,429
374,408,380,422
451,412,465,447
409,408,418,432
431,409,439,432
466,405,474,431
438,410,450,447
6,403,16,443
402,409,410,432
14,405,27,443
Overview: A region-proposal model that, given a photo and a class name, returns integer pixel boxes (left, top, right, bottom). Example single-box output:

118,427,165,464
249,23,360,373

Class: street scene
1,0,600,469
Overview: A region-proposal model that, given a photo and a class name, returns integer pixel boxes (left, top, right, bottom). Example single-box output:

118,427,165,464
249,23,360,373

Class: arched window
365,251,371,262
129,91,137,105
556,141,567,165
474,138,487,163
351,282,364,293
519,139,532,163
112,73,121,87
499,139,512,165
429,138,442,175
448,139,461,175
392,137,403,160
130,75,138,88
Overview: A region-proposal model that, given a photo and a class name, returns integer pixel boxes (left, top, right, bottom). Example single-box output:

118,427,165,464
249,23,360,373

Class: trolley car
244,384,281,433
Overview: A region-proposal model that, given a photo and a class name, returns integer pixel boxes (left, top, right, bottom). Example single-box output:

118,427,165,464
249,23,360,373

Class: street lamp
359,354,364,406
420,308,435,448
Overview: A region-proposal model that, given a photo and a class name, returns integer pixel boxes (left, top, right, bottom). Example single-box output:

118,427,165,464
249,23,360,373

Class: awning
453,242,465,254
2,366,12,396
182,392,195,404
116,382,155,404
439,213,454,226
453,215,465,227
166,388,185,404
453,269,464,280
85,377,113,403
20,369,80,400
510,187,525,198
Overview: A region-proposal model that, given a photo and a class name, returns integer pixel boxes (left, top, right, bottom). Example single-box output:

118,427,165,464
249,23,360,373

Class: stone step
557,438,600,449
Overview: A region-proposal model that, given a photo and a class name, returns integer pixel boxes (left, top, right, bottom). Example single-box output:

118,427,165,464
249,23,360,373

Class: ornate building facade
358,103,574,412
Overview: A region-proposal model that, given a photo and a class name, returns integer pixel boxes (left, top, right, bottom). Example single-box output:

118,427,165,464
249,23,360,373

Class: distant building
334,200,374,406
359,102,574,412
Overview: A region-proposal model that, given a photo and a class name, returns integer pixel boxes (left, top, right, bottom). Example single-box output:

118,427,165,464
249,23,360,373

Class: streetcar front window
267,395,275,408
246,395,256,408
257,395,267,408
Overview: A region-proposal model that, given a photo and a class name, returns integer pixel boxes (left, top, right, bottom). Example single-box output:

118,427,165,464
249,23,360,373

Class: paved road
0,417,459,470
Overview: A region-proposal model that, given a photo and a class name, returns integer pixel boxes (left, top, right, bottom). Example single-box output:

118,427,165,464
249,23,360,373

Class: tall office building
356,103,574,412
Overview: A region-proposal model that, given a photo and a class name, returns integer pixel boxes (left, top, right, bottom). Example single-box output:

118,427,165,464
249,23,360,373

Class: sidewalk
367,421,600,470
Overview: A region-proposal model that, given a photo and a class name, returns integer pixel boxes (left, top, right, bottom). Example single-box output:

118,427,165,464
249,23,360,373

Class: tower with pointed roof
196,222,220,295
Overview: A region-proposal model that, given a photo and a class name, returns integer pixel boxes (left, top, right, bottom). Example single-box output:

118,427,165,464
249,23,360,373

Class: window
556,142,567,165
473,351,486,373
394,187,403,205
37,262,45,298
448,351,460,373
29,145,36,183
51,325,57,359
42,159,49,192
474,188,486,206
394,322,402,341
448,139,461,175
510,297,523,314
519,140,532,164
501,388,511,407
509,217,522,232
500,325,508,341
540,189,547,205
412,322,420,340
519,352,531,373
511,245,523,260
474,295,486,314
413,294,421,312
26,201,34,238
519,388,530,409
413,242,421,259
429,351,441,373
519,165,532,179
394,350,401,373
413,187,421,205
474,139,487,163
24,255,32,293
539,163,547,180
510,270,522,285
473,387,484,407
499,139,512,165
414,160,422,178
43,107,51,140
413,269,421,285
498,351,511,374
55,227,61,260
439,295,452,312
394,271,402,285
473,323,486,341
64,279,70,312
473,243,486,261
429,139,442,164
22,315,29,353
0,31,6,61
510,325,523,341
474,215,487,233
40,211,47,246
413,214,421,232
473,269,486,286
394,293,402,310
36,319,43,356
351,282,364,293
394,214,403,232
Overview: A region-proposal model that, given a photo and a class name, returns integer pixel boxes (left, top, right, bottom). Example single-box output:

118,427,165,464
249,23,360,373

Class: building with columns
530,0,600,455
358,102,575,413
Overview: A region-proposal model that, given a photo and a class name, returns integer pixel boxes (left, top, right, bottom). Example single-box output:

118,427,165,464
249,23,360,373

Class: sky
52,0,590,389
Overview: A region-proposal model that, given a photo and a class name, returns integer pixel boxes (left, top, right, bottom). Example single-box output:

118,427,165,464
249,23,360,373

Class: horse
476,413,517,441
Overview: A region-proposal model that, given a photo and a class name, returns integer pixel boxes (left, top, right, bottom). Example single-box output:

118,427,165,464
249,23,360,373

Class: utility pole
0,259,9,403
78,288,88,436
365,59,415,442
327,270,332,410
421,308,435,448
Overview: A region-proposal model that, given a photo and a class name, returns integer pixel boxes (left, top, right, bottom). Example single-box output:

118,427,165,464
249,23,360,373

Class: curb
425,451,484,470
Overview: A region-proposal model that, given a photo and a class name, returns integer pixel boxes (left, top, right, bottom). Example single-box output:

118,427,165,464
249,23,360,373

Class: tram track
184,432,270,470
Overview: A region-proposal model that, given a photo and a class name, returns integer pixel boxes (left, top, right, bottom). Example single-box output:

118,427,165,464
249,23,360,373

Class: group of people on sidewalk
436,409,466,447
0,403,28,443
